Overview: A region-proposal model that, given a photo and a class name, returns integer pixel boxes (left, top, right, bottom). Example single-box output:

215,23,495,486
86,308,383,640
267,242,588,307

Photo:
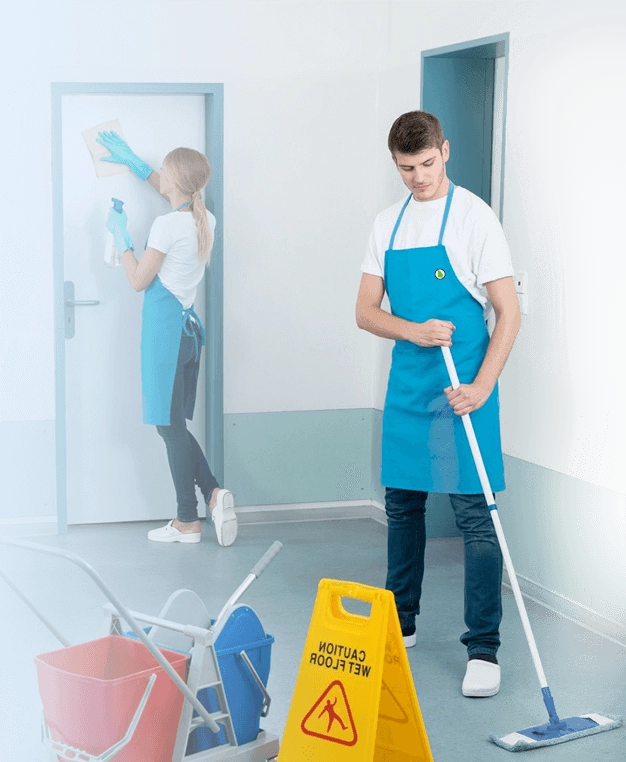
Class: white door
62,94,207,524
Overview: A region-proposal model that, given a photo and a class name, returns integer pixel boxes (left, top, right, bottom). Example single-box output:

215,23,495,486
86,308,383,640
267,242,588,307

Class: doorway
421,34,509,220
420,35,509,538
52,84,224,530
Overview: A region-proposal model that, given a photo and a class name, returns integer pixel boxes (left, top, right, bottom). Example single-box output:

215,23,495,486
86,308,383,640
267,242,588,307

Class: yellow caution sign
279,579,433,761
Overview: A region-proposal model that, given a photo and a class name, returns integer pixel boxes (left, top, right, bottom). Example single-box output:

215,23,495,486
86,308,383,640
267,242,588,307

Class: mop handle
441,346,549,690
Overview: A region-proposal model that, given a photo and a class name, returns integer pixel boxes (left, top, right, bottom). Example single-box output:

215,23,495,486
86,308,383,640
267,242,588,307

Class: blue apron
382,182,505,494
141,276,205,426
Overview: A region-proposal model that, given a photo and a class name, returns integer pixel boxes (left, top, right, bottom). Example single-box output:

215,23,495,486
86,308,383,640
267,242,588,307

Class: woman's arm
121,247,165,292
146,171,163,195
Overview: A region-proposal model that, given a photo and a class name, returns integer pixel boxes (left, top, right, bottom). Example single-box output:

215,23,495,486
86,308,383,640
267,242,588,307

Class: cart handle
251,541,283,579
0,566,71,647
212,541,283,633
0,537,222,736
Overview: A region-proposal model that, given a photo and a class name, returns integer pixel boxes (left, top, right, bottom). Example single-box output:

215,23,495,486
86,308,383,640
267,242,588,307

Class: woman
97,131,237,547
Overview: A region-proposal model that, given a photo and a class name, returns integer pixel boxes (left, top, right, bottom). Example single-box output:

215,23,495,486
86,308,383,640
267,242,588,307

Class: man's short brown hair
388,111,444,156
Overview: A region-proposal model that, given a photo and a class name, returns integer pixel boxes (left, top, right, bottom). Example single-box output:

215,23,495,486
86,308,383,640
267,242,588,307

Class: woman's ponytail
190,189,212,262
163,148,213,264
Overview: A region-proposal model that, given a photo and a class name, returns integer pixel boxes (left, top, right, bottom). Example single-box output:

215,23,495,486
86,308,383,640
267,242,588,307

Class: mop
440,346,622,752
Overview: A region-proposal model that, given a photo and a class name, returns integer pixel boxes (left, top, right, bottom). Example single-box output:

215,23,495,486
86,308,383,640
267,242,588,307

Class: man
356,110,520,698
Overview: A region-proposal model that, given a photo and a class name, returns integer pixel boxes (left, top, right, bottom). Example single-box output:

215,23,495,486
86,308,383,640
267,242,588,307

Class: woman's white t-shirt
361,186,514,318
147,209,217,309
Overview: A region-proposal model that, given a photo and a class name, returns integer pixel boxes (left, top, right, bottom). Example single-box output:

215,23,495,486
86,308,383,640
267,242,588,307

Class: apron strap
388,194,413,251
182,307,206,361
437,182,455,246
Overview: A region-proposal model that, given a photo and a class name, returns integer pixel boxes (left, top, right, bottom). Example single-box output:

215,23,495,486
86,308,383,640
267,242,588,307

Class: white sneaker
148,520,201,544
402,631,417,648
211,489,238,547
462,659,501,697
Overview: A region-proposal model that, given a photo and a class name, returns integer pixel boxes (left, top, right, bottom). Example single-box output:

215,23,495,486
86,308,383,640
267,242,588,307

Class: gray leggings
156,332,219,522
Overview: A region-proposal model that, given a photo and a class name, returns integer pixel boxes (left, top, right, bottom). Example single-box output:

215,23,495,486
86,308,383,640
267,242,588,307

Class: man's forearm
474,309,521,393
357,305,417,342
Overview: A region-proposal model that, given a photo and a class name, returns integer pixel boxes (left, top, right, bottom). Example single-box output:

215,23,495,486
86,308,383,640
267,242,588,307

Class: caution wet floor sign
279,579,433,761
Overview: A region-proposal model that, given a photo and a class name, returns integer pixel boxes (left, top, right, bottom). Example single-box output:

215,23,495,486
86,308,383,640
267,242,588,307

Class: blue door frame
51,82,224,532
421,34,509,221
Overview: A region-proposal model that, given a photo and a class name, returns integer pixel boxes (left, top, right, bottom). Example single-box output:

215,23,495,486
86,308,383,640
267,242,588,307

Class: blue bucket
186,605,274,753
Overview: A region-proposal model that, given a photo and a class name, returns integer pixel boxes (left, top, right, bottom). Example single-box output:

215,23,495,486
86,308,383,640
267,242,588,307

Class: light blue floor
0,517,624,761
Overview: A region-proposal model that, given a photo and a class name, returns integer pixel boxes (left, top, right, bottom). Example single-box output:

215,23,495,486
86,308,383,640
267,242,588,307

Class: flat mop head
490,713,622,751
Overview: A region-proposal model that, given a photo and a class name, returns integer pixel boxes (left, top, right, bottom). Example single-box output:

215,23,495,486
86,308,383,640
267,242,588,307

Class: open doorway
421,34,509,221
418,35,510,538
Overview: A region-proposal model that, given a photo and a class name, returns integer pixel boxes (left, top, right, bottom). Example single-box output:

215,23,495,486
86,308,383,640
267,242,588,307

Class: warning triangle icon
301,680,358,746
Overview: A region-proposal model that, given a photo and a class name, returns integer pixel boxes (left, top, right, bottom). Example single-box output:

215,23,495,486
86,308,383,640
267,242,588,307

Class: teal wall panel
224,409,372,506
498,455,626,623
226,408,462,538
253,439,623,615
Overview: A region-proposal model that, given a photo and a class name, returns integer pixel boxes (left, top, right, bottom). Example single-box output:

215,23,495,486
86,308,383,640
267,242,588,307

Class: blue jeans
156,332,219,522
385,488,502,657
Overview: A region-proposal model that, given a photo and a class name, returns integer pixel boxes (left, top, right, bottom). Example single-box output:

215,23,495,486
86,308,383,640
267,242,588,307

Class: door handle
64,281,100,339
65,299,100,307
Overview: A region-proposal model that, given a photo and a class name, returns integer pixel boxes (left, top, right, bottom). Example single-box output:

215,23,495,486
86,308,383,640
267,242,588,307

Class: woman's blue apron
382,182,505,494
141,276,205,426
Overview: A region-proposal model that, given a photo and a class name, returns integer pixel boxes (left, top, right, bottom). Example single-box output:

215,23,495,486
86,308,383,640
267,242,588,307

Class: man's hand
444,382,492,416
411,319,455,347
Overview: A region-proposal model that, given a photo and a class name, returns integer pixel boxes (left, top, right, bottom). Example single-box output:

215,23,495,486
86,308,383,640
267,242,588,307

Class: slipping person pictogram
319,698,348,734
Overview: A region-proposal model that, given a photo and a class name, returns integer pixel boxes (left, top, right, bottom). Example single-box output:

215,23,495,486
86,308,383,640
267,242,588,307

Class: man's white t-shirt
147,209,217,309
361,185,514,318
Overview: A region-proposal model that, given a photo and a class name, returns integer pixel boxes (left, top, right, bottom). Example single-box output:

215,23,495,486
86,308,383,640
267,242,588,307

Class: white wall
0,0,386,520
3,0,625,531
0,0,383,426
372,0,626,496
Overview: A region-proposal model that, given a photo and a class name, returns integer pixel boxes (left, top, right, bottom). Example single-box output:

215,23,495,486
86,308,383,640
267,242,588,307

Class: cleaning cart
0,537,282,762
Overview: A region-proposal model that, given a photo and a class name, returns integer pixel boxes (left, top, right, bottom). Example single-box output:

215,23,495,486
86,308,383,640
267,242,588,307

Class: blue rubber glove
106,205,134,253
96,131,153,181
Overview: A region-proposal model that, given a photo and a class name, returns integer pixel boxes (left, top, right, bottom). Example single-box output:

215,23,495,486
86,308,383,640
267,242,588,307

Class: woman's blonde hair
163,147,213,262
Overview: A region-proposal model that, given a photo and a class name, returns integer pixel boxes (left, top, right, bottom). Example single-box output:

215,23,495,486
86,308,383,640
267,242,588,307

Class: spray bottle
104,198,124,268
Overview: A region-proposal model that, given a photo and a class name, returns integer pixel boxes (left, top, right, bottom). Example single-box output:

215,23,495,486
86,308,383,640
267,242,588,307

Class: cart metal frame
0,538,282,762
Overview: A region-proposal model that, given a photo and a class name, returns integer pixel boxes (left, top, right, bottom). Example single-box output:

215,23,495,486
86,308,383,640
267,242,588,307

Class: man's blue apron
141,276,205,426
382,182,505,494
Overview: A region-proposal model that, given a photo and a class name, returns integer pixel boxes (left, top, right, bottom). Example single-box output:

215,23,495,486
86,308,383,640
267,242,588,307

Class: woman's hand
106,205,134,254
97,131,153,181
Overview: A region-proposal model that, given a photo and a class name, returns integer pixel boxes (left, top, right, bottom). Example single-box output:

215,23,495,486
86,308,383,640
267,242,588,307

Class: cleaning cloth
82,119,130,178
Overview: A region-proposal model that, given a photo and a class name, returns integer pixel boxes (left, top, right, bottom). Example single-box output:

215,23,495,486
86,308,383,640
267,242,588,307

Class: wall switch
514,271,528,294
518,292,528,315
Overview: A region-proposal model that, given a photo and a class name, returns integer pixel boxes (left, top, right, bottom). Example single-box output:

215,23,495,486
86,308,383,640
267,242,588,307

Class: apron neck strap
175,202,190,211
437,181,455,246
389,194,413,251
